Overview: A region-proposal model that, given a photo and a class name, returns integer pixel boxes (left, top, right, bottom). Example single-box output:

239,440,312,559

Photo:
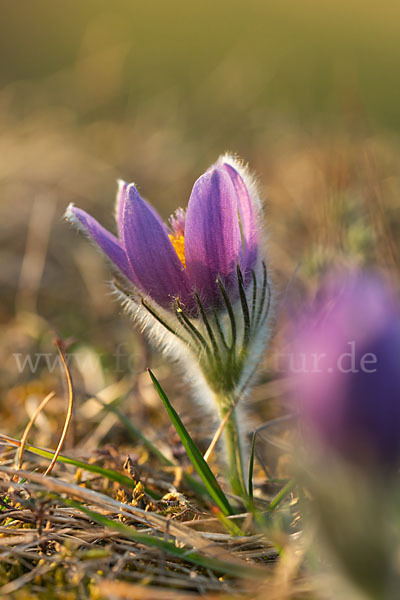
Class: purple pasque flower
65,156,260,314
65,155,272,399
66,156,272,497
289,270,400,471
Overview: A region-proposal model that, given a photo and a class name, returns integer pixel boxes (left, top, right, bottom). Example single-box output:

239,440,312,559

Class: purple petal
122,185,193,309
185,167,242,305
222,163,258,273
66,204,136,283
290,271,400,470
115,179,128,237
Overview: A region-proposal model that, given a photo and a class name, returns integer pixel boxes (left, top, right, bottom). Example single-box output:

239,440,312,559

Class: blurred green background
2,0,400,131
0,0,399,448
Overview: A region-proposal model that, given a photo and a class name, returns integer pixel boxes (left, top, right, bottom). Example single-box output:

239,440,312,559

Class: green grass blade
93,394,175,467
212,507,245,536
93,396,210,499
148,369,233,516
61,498,265,580
248,430,256,500
267,479,296,511
21,443,161,498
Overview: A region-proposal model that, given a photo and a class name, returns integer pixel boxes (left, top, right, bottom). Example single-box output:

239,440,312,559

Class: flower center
169,233,186,268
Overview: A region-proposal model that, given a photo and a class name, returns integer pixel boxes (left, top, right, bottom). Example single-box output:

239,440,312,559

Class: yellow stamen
169,233,186,268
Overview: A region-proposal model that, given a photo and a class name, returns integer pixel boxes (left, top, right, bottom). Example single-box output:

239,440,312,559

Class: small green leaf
148,369,233,516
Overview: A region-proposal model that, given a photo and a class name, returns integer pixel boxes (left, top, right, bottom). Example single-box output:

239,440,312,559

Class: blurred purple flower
65,157,260,313
289,271,400,470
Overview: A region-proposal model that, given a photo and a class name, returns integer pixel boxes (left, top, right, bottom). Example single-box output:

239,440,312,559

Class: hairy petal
65,204,136,283
185,167,241,306
115,179,128,237
222,163,258,274
122,184,193,309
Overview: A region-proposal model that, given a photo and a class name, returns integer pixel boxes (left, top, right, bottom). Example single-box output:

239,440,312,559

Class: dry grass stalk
16,391,56,470
43,340,74,476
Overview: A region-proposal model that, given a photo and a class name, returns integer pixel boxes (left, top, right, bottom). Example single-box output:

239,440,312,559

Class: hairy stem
215,393,247,498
